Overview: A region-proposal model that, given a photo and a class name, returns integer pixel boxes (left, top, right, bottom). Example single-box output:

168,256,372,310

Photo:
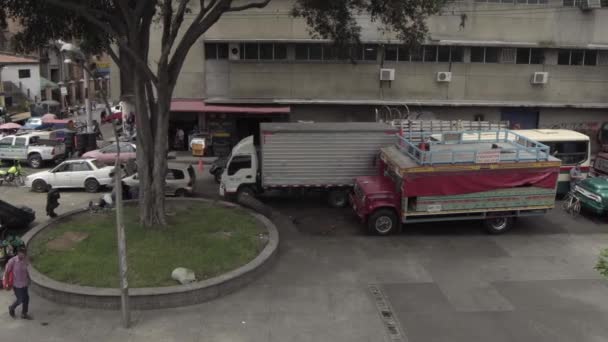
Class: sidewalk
169,150,217,165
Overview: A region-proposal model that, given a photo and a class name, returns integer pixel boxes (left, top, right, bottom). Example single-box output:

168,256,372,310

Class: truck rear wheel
28,153,42,169
327,189,348,208
483,217,514,235
367,209,399,236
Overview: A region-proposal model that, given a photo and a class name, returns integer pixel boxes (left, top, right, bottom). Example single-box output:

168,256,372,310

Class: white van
514,129,590,195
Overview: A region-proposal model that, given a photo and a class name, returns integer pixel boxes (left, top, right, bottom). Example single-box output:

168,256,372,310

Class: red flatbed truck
350,129,562,235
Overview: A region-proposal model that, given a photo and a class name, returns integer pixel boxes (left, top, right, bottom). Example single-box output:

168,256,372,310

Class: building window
385,45,398,61
295,44,308,60
598,51,608,65
384,45,460,63
204,43,228,60
438,46,450,62
471,47,501,63
530,48,544,64
423,46,437,62
274,44,287,60
515,48,544,64
363,45,378,61
18,69,31,79
470,47,484,63
241,43,259,60
239,43,287,61
558,49,597,66
309,44,322,60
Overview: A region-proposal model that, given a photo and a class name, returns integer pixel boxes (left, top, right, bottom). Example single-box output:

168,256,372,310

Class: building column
45,87,52,101
79,79,85,104
69,81,76,105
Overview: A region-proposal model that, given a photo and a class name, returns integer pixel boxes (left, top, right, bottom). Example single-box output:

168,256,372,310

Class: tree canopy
0,0,444,227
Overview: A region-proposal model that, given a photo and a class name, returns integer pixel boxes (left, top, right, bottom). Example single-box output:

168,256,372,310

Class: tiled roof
0,54,38,64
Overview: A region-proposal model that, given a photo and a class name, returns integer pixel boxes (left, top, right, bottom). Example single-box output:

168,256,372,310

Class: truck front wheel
28,153,43,168
483,217,514,235
327,189,348,208
367,209,399,236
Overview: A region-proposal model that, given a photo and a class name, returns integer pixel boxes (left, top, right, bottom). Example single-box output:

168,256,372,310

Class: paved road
2,175,608,341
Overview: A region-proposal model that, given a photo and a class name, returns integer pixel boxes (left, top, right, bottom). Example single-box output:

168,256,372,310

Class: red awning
171,99,290,114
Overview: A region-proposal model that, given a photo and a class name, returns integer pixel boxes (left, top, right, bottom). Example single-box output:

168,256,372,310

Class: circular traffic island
23,199,278,310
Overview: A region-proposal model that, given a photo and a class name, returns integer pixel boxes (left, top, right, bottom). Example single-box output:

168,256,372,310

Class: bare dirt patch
46,231,89,251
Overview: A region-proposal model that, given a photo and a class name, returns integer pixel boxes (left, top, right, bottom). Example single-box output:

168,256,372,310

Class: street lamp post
57,40,130,328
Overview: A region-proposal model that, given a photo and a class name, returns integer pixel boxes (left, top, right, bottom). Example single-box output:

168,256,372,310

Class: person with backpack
4,246,32,319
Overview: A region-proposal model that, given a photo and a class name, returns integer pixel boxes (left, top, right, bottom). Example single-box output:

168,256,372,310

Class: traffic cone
198,158,204,172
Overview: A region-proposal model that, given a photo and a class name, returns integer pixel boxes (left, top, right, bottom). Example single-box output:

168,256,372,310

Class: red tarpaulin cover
402,167,559,197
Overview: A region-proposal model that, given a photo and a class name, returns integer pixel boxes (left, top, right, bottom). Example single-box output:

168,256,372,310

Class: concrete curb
22,198,279,310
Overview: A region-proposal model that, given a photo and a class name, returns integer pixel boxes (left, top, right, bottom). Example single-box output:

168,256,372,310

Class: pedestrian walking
4,246,32,320
46,185,60,218
93,120,103,140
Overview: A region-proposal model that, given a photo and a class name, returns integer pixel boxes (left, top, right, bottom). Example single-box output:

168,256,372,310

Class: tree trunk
132,68,164,227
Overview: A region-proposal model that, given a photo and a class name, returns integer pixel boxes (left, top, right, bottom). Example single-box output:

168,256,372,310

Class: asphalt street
2,171,608,341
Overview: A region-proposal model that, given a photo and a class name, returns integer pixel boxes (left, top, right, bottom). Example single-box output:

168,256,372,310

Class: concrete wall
111,0,608,107
204,0,608,46
1,64,41,101
205,59,608,104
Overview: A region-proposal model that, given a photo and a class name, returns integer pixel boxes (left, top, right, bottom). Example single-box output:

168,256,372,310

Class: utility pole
83,66,93,133
113,120,130,328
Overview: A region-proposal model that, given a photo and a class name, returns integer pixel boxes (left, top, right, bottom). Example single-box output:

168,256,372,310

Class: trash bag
171,267,196,285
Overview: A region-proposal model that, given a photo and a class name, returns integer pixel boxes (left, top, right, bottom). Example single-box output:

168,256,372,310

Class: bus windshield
543,141,588,165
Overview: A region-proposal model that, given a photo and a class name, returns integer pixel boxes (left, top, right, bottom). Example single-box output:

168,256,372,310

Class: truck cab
219,136,258,197
351,175,400,234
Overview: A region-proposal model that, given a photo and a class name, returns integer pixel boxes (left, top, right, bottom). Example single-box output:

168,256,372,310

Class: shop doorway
501,109,539,129
236,117,275,144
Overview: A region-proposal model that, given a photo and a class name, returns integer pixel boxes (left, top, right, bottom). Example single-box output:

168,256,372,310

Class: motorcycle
0,161,26,186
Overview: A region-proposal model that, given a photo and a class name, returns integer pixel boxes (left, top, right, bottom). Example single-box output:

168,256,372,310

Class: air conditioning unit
380,68,395,81
532,72,549,85
229,43,240,60
579,0,602,10
436,71,452,82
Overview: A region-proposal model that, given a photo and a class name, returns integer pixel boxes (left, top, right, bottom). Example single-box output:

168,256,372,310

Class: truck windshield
543,141,588,165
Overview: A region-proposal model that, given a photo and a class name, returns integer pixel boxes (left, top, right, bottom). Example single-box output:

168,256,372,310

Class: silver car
122,164,195,197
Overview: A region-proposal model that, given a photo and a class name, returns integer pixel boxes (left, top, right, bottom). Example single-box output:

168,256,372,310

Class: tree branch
170,0,191,44
168,0,231,86
116,0,132,30
44,0,159,85
227,0,271,12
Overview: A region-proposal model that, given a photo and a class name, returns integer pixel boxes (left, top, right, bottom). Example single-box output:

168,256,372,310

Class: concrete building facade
0,54,41,110
113,0,608,153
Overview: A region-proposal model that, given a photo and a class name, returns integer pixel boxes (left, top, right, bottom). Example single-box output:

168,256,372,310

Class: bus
514,129,590,195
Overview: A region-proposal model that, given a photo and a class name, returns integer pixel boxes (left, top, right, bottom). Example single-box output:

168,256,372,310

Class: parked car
0,199,35,230
102,112,123,124
22,117,44,130
0,133,66,168
25,159,116,193
122,164,195,197
82,142,136,165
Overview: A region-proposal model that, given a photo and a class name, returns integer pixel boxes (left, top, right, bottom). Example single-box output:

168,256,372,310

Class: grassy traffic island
28,201,268,288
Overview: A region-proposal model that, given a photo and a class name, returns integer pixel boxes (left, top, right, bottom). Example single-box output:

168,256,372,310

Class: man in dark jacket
46,186,60,218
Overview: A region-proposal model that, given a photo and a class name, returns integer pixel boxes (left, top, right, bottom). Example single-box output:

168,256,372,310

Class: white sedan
26,159,116,193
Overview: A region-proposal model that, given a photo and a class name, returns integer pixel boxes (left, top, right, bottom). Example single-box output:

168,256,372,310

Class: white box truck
219,122,398,207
